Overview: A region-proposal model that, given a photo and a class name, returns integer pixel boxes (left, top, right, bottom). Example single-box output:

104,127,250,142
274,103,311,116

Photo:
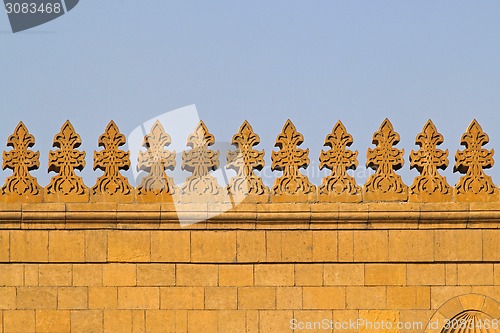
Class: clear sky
1,1,500,188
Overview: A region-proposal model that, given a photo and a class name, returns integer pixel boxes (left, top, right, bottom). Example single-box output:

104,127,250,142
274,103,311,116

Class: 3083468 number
5,2,61,14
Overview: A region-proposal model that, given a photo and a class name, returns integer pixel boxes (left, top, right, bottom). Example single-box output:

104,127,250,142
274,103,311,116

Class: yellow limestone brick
85,230,108,262
10,230,48,262
103,264,136,286
295,264,323,286
24,264,39,286
0,230,8,262
237,287,275,309
457,264,494,285
0,287,16,309
205,287,237,309
445,264,458,285
435,230,482,261
246,310,259,333
430,286,472,309
104,310,133,333
407,264,445,286
266,231,282,261
293,310,333,333
137,264,175,286
259,310,293,333
358,310,400,333
108,230,151,262
0,264,23,286
145,310,175,333
160,287,204,309
388,230,434,261
218,265,254,286
88,287,117,309
387,286,430,309
338,231,354,262
57,287,87,309
346,286,386,309
38,264,72,286
236,230,266,262
365,264,406,286
281,231,313,261
303,287,345,309
483,229,500,261
495,264,500,285
49,231,85,262
118,287,159,309
4,310,35,333
131,310,145,333
353,230,389,262
188,310,218,333
16,287,57,309
313,231,338,261
276,287,302,309
191,231,237,262
176,264,218,286
217,310,246,333
73,264,103,286
35,310,70,333
151,230,190,262
254,264,294,286
71,310,103,333
324,264,364,286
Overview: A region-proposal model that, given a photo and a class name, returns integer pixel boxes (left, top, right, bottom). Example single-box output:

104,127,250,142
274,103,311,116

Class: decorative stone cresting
409,120,452,202
226,120,269,201
92,121,134,202
136,120,177,202
45,120,89,202
1,122,42,202
1,118,500,203
181,120,222,197
319,120,361,202
454,119,498,202
271,119,316,202
364,118,408,201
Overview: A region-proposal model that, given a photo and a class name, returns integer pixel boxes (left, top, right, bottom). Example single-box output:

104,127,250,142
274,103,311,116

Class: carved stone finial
136,120,177,202
45,120,89,202
409,120,452,202
454,119,498,202
319,121,361,202
271,119,316,201
181,120,222,197
92,120,134,201
364,118,408,201
1,122,42,202
226,120,269,201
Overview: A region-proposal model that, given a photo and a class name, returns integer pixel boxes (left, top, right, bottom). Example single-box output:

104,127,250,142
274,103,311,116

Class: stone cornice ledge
0,202,499,229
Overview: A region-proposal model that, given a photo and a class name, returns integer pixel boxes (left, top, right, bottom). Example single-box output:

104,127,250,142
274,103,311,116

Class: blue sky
1,1,500,187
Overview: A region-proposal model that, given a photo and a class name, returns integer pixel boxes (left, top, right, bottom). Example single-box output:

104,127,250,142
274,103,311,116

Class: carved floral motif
364,118,407,201
319,121,361,201
181,121,222,195
409,120,452,201
271,119,316,196
92,121,133,198
45,120,89,200
2,122,42,199
226,120,269,197
137,120,177,196
454,119,497,201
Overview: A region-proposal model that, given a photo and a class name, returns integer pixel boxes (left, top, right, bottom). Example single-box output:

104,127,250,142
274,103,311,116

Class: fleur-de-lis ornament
364,119,407,201
92,121,134,201
409,120,452,202
319,121,361,201
226,120,269,201
271,119,316,200
454,119,498,201
1,122,42,202
45,120,89,202
136,120,177,201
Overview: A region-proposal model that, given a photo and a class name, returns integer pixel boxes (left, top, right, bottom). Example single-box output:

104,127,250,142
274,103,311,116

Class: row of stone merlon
0,118,497,203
